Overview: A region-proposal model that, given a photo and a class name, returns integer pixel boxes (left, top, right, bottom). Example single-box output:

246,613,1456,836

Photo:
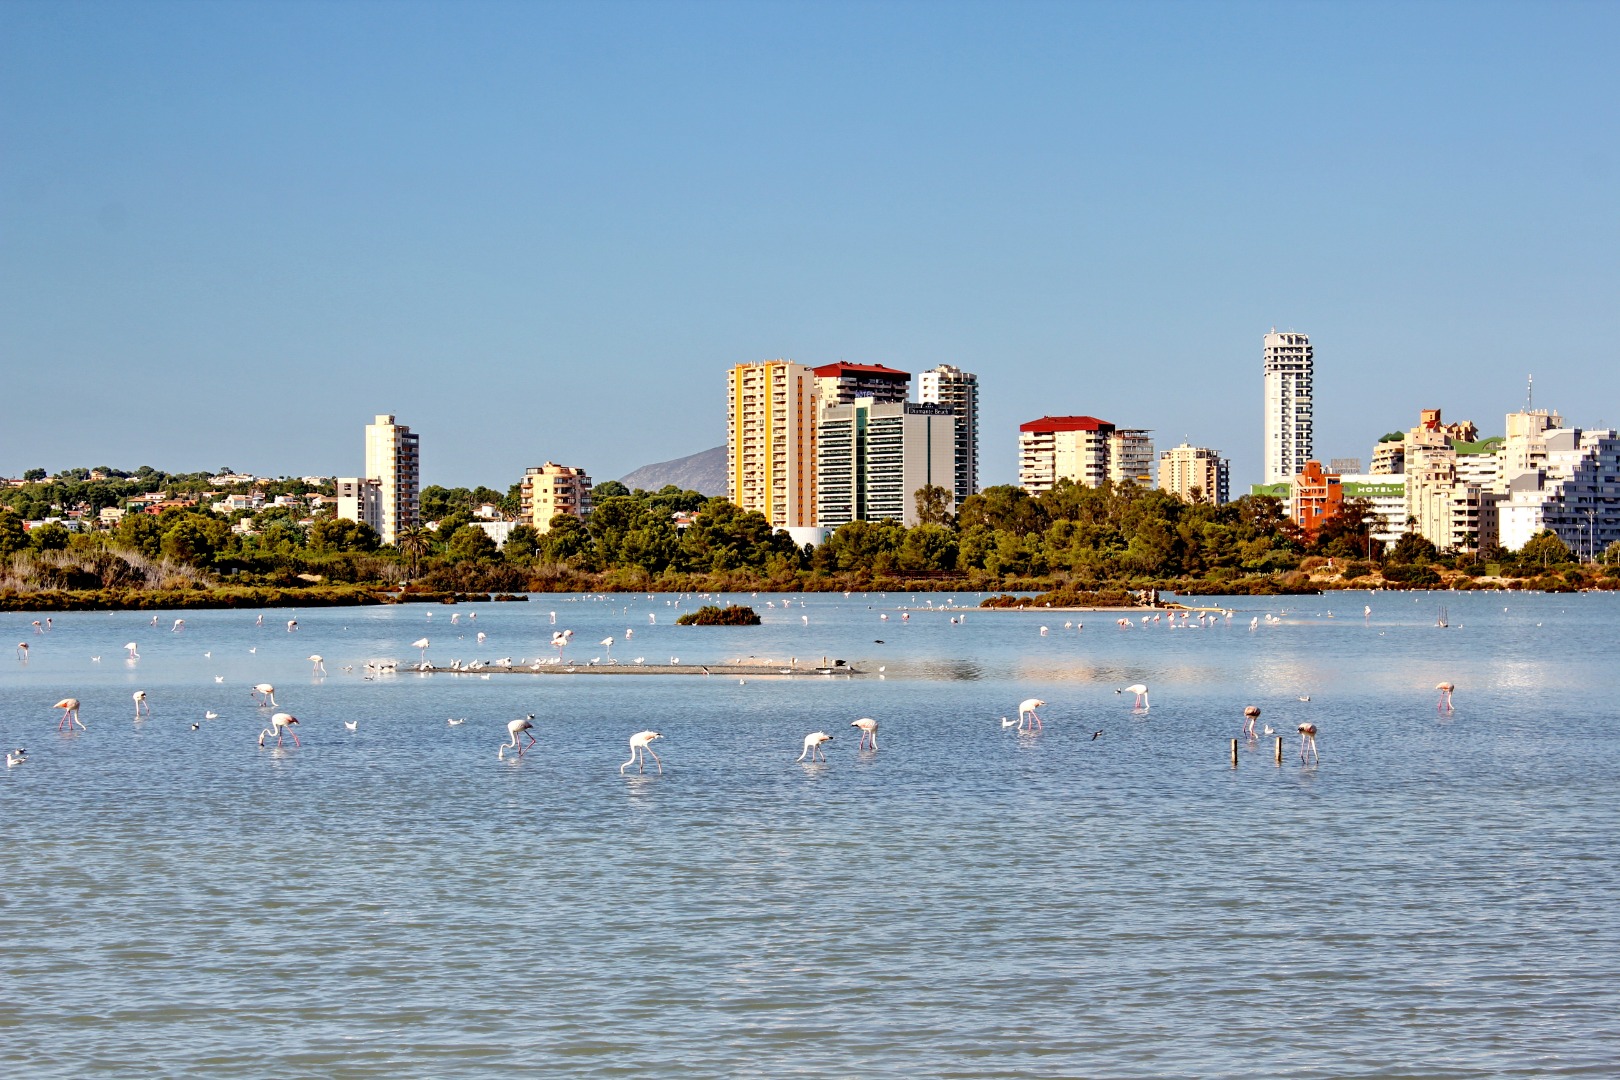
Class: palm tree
396,525,430,579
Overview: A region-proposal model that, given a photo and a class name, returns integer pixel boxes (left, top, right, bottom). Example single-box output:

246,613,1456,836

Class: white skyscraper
917,365,979,502
363,414,420,545
1263,330,1314,485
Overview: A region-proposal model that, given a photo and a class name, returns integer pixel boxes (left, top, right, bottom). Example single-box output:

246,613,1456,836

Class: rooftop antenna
1526,373,1533,410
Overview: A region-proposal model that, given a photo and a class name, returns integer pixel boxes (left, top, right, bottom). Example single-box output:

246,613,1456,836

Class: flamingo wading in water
499,715,537,760
1436,682,1455,711
1243,706,1260,739
1298,723,1319,764
798,731,833,762
54,697,85,731
851,717,879,750
258,713,300,747
1017,698,1046,731
621,730,663,774
133,690,150,719
1118,684,1150,710
251,683,277,706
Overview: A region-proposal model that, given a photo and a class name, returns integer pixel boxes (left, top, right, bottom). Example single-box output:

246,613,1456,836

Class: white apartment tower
1263,330,1314,485
817,399,956,528
917,365,980,503
726,360,818,529
363,413,420,545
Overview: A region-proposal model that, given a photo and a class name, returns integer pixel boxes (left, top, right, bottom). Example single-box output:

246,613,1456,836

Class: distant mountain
618,445,727,497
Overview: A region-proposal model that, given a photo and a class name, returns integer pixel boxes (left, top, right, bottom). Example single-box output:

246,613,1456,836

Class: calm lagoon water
2,591,1617,1078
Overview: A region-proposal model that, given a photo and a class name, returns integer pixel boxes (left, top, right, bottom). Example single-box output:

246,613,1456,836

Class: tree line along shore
3,473,1616,612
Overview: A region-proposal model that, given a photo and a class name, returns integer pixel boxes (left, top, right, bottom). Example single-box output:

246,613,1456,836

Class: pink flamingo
1298,723,1318,764
1436,682,1455,711
623,730,663,773
53,697,85,731
258,712,300,747
797,731,832,763
1243,706,1260,739
499,715,537,760
133,690,150,719
1017,698,1046,731
851,717,879,750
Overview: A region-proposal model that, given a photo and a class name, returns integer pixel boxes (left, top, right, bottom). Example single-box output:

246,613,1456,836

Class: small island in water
677,604,762,626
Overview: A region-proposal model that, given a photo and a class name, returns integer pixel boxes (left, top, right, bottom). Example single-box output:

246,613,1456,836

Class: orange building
1289,460,1343,536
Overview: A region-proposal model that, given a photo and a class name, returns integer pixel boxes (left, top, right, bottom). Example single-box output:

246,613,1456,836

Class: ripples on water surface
2,592,1618,1077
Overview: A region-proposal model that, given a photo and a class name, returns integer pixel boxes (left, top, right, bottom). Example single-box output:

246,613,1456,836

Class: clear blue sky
3,0,1616,491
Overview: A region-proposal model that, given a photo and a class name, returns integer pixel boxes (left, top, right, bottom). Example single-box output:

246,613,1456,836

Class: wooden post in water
1231,739,1238,768
1275,736,1283,765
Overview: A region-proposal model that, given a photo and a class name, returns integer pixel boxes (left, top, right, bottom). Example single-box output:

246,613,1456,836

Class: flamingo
133,690,150,719
53,697,84,731
31,620,42,634
1298,722,1319,764
1242,706,1260,739
1118,684,1150,710
124,642,140,659
251,683,277,706
6,748,27,767
1436,682,1455,711
1018,698,1046,731
851,717,879,750
797,731,833,762
172,619,185,632
476,632,487,645
412,638,430,662
600,637,614,660
15,642,27,660
498,715,537,759
258,712,300,747
309,655,326,675
286,619,298,632
621,730,663,774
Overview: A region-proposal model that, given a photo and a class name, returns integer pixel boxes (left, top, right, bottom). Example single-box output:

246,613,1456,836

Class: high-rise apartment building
1157,443,1230,504
727,360,819,529
519,463,593,533
1107,429,1156,488
363,414,420,545
813,362,911,407
1499,426,1620,556
334,477,382,536
916,365,979,503
817,399,956,528
1263,330,1314,484
1018,416,1115,494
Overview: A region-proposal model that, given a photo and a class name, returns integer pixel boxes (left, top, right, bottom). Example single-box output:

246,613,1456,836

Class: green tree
22,468,46,482
0,509,27,557
29,521,72,551
396,525,431,577
502,524,541,562
1518,530,1573,567
115,513,165,558
309,517,380,554
1389,531,1438,565
914,485,955,527
445,525,499,562
592,480,629,501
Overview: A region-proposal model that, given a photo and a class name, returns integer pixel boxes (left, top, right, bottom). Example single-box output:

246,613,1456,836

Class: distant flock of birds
17,678,1463,772
8,599,1461,773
